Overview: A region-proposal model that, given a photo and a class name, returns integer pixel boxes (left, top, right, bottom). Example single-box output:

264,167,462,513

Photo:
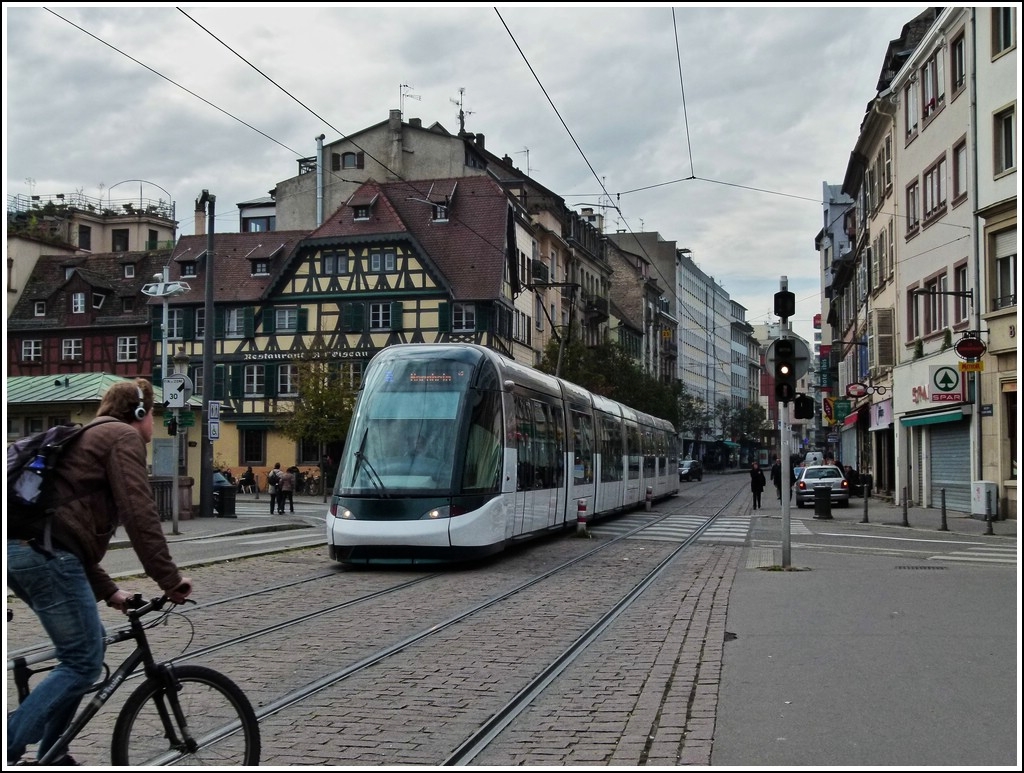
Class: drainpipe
316,134,326,227
968,9,983,484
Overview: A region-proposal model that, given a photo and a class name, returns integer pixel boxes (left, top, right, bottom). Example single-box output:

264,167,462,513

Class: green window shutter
228,365,243,398
151,307,162,339
390,301,404,331
343,302,365,332
152,364,163,388
213,364,228,400
476,305,492,333
297,308,309,332
214,309,225,338
438,302,451,333
263,308,276,334
183,310,195,339
265,363,278,397
243,307,255,338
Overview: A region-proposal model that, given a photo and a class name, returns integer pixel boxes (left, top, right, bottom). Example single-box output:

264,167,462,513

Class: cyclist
6,379,194,766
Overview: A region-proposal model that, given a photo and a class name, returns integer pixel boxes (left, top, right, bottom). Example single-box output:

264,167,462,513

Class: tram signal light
167,417,178,436
774,338,796,404
774,289,795,320
794,394,815,419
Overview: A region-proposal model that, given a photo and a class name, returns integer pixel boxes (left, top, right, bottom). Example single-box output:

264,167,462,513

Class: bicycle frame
9,596,183,766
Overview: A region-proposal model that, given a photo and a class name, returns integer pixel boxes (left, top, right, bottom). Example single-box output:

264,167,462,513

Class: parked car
679,459,703,482
794,464,850,508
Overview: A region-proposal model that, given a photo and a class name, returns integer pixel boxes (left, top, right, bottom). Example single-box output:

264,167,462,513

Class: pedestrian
239,466,256,494
770,455,782,502
267,462,283,514
280,466,297,514
6,378,193,766
749,461,766,510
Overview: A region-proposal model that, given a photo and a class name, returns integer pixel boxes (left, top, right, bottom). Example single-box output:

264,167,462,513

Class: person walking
770,456,782,502
6,378,193,766
279,466,297,514
749,461,766,510
267,462,283,514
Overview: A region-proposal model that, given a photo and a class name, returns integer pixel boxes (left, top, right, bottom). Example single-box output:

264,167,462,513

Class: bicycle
8,594,261,766
304,475,322,496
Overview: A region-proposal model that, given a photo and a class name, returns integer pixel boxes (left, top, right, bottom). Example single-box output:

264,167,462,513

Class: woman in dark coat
749,461,767,510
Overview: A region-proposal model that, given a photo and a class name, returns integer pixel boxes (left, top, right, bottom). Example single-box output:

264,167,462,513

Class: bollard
901,487,909,527
813,485,833,519
576,498,588,536
645,486,653,512
861,483,869,523
938,488,948,531
255,472,260,500
985,491,994,535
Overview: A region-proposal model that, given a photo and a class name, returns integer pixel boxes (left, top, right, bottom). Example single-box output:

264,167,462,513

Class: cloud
4,4,921,344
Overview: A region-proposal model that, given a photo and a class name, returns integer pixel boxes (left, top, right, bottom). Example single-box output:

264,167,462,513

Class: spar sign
929,365,965,402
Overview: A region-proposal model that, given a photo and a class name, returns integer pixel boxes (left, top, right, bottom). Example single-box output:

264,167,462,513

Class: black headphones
134,386,148,421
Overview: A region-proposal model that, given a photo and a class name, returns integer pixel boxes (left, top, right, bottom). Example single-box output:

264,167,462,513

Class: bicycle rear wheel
111,664,261,765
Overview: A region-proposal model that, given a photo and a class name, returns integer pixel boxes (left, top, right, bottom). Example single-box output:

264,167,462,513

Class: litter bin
213,486,237,517
813,485,833,519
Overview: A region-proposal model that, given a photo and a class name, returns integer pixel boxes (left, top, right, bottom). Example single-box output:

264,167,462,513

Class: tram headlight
421,505,451,520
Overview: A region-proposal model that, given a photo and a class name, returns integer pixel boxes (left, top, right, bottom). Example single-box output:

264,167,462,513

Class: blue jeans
6,540,105,763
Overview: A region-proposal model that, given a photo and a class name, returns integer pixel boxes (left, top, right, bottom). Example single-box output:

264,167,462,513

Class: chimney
194,198,206,236
389,109,402,132
409,117,422,128
475,133,484,149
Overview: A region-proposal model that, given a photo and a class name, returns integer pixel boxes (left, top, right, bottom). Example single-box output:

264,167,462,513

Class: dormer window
181,262,197,277
123,263,135,278
353,205,370,220
92,293,106,310
33,301,45,316
252,259,270,275
431,202,449,222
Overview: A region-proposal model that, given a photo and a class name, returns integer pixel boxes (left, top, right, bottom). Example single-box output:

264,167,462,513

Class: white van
804,451,824,466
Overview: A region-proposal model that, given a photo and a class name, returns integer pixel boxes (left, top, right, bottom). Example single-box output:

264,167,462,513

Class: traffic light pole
774,277,796,568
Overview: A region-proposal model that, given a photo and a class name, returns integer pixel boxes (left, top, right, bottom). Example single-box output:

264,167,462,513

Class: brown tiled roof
168,231,311,304
7,250,173,330
307,176,511,301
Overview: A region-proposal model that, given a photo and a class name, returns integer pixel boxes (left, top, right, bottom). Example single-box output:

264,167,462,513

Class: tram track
7,476,747,766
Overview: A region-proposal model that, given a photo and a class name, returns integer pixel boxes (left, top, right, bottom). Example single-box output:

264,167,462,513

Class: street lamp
141,268,191,380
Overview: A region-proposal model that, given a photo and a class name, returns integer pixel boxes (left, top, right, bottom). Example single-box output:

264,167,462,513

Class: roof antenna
399,83,420,119
450,87,473,135
515,147,534,177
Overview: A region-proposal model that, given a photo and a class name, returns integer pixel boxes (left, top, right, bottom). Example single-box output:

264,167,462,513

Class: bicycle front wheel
111,664,261,765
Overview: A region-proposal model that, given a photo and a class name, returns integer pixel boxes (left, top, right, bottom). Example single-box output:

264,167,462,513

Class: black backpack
6,421,106,537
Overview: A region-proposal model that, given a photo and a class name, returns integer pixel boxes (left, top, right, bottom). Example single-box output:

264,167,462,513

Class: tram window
462,390,502,493
627,424,642,479
600,415,623,482
572,409,595,485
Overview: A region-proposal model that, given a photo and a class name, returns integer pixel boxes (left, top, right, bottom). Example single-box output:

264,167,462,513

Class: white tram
326,344,678,565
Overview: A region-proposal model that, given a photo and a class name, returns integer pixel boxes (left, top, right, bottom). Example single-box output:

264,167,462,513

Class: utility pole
196,190,215,518
773,277,796,567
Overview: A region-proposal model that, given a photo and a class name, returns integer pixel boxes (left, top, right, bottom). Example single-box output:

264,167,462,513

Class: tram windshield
338,354,473,494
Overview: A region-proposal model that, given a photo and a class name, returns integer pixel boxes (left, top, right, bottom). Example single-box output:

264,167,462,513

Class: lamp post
170,347,191,535
141,272,190,535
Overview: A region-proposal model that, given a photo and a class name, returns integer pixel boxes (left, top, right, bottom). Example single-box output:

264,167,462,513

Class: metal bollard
576,498,588,536
985,491,994,535
645,486,653,512
861,483,869,523
938,488,948,531
901,487,909,527
255,472,260,500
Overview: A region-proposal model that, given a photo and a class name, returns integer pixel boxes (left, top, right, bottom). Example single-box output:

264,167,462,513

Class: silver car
794,465,850,508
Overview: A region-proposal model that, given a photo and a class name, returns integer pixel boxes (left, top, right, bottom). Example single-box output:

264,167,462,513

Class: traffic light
774,338,796,404
167,416,178,436
794,394,815,419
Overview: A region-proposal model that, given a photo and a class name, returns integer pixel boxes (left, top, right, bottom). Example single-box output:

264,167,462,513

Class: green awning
900,409,963,427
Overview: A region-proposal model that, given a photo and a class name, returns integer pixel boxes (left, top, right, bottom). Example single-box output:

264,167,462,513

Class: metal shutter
928,421,971,511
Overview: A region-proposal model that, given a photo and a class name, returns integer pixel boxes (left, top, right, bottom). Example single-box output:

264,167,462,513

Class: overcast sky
4,3,924,344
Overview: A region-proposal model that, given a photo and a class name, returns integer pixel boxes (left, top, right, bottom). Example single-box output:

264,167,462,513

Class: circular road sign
954,337,986,359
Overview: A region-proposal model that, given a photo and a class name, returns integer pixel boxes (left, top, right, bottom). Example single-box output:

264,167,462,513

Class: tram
326,344,678,565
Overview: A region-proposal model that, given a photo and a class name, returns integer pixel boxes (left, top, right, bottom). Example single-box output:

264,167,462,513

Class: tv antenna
515,147,535,176
450,87,473,134
399,84,420,119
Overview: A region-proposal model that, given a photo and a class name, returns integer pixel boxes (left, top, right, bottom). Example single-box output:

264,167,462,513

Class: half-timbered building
161,175,529,473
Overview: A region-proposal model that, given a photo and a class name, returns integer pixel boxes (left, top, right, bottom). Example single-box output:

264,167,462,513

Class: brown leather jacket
27,416,184,602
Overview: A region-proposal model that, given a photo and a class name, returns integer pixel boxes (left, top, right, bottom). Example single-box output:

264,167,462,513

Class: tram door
512,396,564,535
